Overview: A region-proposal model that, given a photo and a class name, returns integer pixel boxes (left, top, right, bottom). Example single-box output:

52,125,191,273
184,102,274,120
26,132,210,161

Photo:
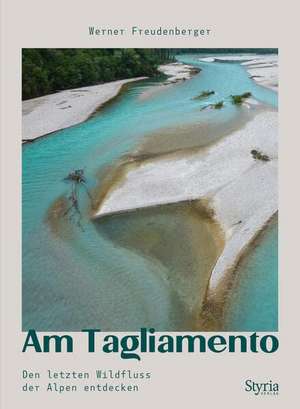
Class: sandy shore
22,77,147,141
242,55,278,91
158,62,200,83
139,62,199,101
198,54,278,91
22,62,198,141
95,201,224,329
93,54,278,309
94,110,278,296
133,106,259,156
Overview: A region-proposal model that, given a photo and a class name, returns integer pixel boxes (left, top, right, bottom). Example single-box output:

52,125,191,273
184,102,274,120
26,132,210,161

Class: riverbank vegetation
22,49,174,100
176,48,278,54
200,101,224,111
231,92,252,105
251,149,270,162
193,90,215,100
23,48,277,100
213,101,224,109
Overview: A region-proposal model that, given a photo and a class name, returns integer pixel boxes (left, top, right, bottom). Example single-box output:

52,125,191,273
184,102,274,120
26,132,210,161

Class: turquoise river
22,54,278,331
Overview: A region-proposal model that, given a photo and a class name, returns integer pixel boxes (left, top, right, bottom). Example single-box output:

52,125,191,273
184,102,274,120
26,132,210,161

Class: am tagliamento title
22,328,279,360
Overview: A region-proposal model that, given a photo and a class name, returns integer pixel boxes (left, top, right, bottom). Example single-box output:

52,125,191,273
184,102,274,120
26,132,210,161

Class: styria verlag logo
244,380,279,396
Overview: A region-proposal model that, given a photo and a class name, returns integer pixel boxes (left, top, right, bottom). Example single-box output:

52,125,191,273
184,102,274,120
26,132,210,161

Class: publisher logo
244,379,279,396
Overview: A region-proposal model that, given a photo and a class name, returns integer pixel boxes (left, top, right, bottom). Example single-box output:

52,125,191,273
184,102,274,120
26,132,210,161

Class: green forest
22,48,277,100
22,49,174,100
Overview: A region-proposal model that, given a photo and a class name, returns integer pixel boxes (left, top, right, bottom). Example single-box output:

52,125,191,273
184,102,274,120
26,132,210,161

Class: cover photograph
22,48,278,334
0,0,298,407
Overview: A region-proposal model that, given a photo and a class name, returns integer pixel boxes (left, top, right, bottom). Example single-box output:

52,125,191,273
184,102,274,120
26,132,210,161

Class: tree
22,48,174,99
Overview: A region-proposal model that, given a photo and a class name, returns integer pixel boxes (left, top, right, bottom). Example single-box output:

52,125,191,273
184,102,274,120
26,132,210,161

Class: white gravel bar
198,54,278,91
94,111,278,293
242,55,278,91
158,62,198,82
22,63,198,141
22,77,147,141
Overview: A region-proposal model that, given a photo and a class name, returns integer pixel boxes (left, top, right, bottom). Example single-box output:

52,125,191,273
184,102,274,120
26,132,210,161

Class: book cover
0,0,298,407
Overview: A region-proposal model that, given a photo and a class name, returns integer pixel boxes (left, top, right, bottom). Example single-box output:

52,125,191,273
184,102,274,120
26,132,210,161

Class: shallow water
22,53,278,331
223,218,278,331
96,202,224,331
